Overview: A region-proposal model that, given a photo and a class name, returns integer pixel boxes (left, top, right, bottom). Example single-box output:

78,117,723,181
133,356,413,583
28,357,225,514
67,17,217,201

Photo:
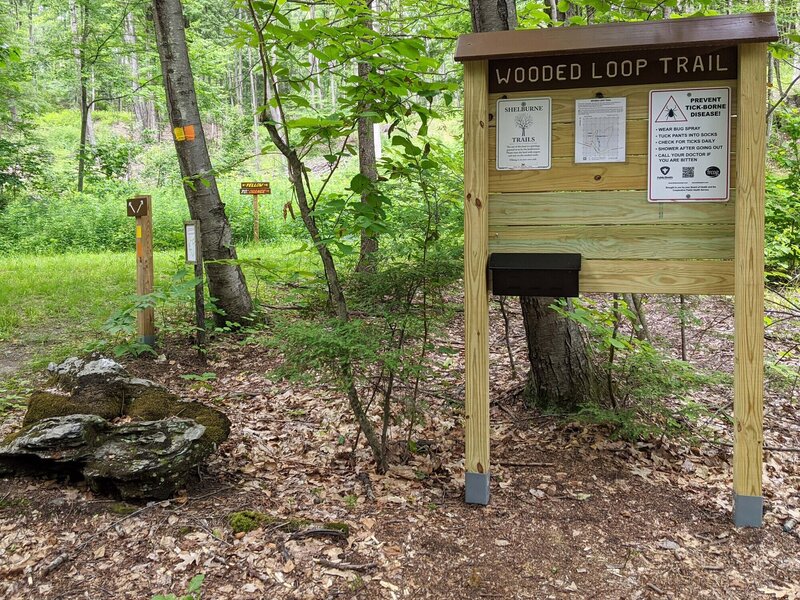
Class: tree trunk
70,0,93,192
234,48,244,109
151,0,253,326
124,13,157,135
355,0,378,273
78,83,89,192
470,0,517,32
470,0,601,412
521,297,600,411
247,45,261,174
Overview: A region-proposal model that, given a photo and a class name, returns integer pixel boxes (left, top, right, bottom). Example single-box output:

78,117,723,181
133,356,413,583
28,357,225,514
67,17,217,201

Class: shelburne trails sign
489,46,737,93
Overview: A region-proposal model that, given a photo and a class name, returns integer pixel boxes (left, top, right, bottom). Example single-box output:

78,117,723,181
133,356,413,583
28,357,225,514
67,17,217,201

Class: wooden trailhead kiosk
455,13,778,527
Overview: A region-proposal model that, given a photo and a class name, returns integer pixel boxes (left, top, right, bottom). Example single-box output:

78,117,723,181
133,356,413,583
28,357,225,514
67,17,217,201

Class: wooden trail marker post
240,182,271,243
184,220,206,357
127,195,155,347
455,13,778,526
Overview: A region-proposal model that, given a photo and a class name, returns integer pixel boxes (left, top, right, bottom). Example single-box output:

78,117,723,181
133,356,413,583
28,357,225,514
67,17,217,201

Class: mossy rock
23,390,124,427
127,388,230,449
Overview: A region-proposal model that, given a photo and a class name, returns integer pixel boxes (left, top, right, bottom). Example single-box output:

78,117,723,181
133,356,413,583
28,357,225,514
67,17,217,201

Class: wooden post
463,59,491,505
253,194,260,243
185,220,206,358
133,195,155,347
733,42,767,527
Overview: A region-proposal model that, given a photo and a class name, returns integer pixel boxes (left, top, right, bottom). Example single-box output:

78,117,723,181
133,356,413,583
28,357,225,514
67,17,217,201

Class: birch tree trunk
247,45,261,174
151,0,254,326
124,13,157,135
70,0,94,192
355,0,378,273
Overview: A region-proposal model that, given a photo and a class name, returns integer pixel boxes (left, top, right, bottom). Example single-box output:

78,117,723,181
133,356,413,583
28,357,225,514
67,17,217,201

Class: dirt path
1,297,798,599
0,343,30,378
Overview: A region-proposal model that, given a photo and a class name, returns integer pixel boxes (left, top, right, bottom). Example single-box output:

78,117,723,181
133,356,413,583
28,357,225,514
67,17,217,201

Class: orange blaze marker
184,125,196,141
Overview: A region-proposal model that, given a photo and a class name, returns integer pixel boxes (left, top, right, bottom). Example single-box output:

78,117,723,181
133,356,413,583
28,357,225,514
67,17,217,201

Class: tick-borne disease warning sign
648,87,730,202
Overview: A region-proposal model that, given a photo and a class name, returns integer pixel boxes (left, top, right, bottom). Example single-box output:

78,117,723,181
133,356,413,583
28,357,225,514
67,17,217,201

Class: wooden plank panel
489,120,645,158
733,43,767,504
462,60,491,479
489,224,734,259
489,154,737,193
490,155,648,192
489,118,736,159
578,259,734,294
489,191,737,226
488,80,738,123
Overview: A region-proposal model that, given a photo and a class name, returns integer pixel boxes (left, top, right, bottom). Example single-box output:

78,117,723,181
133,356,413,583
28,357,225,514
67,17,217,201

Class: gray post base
733,494,763,528
465,472,490,505
139,335,156,347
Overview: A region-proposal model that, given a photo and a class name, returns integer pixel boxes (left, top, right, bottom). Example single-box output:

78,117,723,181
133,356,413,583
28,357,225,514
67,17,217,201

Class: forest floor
1,295,799,599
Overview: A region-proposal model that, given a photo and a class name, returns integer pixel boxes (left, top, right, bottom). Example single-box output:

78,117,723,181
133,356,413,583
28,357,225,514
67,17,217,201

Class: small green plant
552,297,718,441
349,575,366,592
766,359,799,393
0,497,30,511
151,574,205,600
0,375,31,420
98,267,200,357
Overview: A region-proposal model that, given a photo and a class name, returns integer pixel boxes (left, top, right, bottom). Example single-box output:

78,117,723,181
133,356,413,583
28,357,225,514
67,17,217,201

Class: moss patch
23,390,123,426
2,427,26,445
323,521,350,536
228,510,311,534
229,510,270,533
127,389,230,448
0,497,30,511
107,502,137,515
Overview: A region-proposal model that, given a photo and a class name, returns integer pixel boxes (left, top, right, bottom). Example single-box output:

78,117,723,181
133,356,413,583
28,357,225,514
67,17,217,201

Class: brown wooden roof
455,13,778,62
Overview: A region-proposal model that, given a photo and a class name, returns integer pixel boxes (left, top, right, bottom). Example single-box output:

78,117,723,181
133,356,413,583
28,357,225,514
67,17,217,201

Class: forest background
0,0,799,440
1,0,800,597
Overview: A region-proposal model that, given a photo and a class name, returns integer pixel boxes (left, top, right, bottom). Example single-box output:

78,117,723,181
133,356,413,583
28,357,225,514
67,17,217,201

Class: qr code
682,167,695,178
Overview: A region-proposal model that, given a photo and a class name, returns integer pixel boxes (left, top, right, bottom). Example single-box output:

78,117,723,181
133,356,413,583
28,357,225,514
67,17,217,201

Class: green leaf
187,574,205,593
349,173,373,194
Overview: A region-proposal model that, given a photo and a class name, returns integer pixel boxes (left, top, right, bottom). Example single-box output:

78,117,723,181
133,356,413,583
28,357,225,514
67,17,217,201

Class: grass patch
0,241,319,372
0,374,32,419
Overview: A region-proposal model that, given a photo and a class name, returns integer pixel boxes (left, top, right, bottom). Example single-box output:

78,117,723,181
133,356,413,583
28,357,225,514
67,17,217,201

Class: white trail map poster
496,97,551,170
574,97,627,163
648,87,730,202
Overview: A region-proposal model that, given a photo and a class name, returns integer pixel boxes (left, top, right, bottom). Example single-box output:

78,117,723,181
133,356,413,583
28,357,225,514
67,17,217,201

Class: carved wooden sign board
455,13,778,528
126,196,149,217
240,182,271,195
489,46,738,93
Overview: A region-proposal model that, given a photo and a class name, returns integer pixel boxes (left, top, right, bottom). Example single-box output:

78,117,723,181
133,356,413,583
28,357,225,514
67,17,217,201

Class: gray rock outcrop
1,357,230,500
